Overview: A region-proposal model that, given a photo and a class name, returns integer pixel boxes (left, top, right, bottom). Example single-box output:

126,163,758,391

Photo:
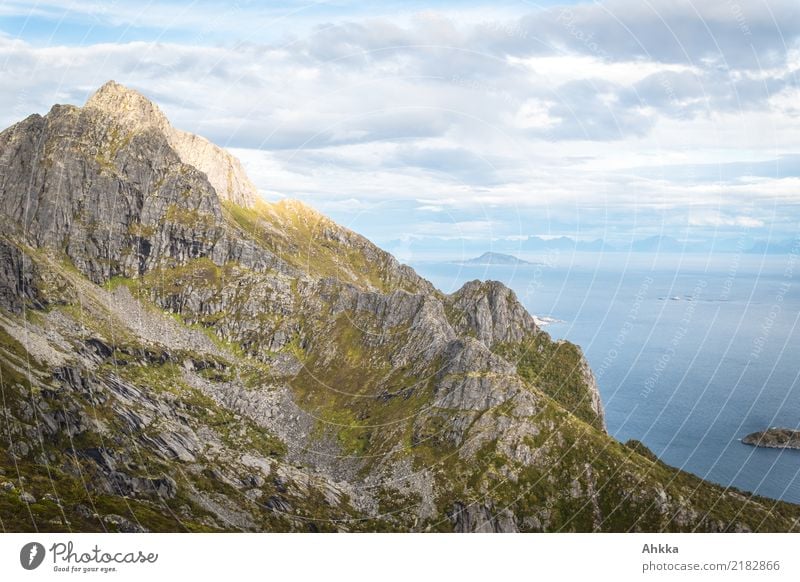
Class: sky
1,0,799,256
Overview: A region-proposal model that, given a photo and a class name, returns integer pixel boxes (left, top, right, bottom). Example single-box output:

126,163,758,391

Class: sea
410,251,800,504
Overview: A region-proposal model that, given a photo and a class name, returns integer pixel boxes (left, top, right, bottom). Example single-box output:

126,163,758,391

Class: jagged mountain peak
85,80,257,208
448,279,539,348
85,80,171,134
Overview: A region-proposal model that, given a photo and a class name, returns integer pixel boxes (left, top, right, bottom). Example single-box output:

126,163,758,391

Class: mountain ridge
0,82,798,533
86,80,259,208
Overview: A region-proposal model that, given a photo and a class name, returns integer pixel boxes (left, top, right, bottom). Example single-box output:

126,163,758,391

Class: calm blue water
411,251,800,504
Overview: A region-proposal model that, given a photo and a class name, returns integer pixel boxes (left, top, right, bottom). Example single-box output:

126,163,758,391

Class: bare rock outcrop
447,280,539,348
86,80,258,208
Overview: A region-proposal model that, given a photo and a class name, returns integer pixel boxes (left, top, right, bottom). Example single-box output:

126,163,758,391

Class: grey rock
245,474,265,488
449,502,518,533
574,342,606,430
0,94,285,286
432,339,524,411
20,491,36,504
107,471,177,499
447,280,539,348
0,239,40,313
244,488,263,501
85,81,259,208
265,495,292,514
79,447,117,471
140,431,200,463
11,440,30,458
74,504,94,518
103,513,149,533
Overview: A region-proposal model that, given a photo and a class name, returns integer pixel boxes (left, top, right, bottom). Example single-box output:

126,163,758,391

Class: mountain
456,252,535,266
520,236,608,252
630,235,687,252
746,239,799,254
1,82,798,532
85,81,259,208
386,234,797,260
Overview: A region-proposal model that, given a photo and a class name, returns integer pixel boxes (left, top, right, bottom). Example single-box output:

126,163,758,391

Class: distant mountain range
385,234,798,258
455,252,535,266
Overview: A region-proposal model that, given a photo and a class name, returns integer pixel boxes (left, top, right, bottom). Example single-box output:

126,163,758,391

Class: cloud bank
1,0,798,248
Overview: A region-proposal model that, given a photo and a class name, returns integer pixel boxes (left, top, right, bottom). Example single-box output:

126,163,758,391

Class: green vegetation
127,222,155,237
290,314,434,464
0,452,216,533
91,125,132,174
142,257,224,295
406,393,800,532
496,335,604,431
224,200,417,293
163,204,216,229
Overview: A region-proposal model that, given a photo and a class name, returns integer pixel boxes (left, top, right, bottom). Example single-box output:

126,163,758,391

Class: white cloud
411,220,498,240
1,0,799,242
688,213,766,228
769,86,800,117
508,55,699,86
514,98,559,129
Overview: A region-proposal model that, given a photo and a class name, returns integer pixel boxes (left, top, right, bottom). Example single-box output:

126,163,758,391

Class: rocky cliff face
85,81,259,208
0,82,798,533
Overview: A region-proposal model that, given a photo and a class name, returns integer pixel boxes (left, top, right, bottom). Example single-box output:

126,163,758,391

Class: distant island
742,428,800,450
455,252,535,266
